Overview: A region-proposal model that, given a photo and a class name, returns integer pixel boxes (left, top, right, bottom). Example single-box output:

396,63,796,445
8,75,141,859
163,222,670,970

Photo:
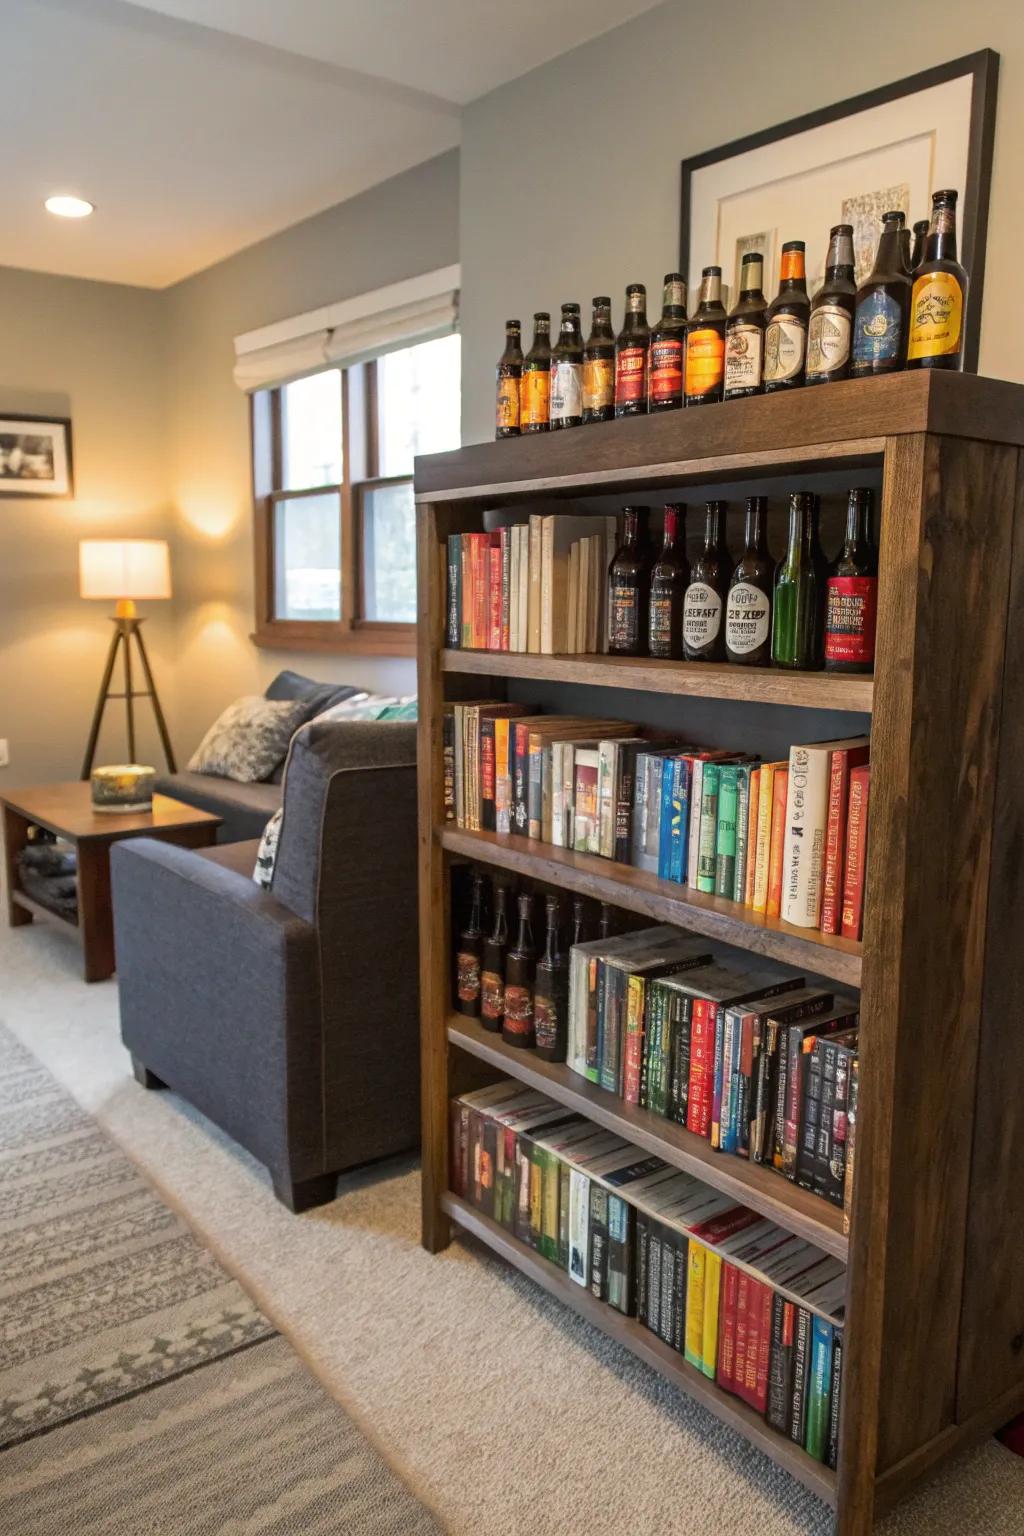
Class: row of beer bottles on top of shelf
495,189,968,436
453,871,624,1062
609,490,877,674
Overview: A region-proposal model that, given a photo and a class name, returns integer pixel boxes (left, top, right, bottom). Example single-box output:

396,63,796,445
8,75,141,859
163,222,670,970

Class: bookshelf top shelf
414,372,1024,506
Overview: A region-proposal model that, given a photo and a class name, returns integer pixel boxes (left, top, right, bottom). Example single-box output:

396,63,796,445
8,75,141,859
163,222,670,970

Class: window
251,332,460,653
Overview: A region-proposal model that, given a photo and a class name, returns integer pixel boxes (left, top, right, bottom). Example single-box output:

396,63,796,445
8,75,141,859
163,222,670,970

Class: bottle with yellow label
520,312,552,433
494,319,523,439
582,297,615,424
684,267,727,407
907,189,968,372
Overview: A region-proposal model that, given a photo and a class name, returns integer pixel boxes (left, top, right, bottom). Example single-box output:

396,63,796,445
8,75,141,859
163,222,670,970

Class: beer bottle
764,241,810,392
684,267,727,407
480,882,511,1033
502,892,536,1049
495,320,523,439
724,253,767,400
648,273,687,412
534,895,570,1063
648,503,689,660
910,219,929,272
520,312,552,432
683,501,730,662
825,488,878,674
907,190,968,372
772,493,821,670
454,870,485,1016
725,497,773,667
582,297,616,424
550,302,584,430
850,213,912,377
608,506,654,656
806,225,856,385
615,284,651,417
571,895,589,945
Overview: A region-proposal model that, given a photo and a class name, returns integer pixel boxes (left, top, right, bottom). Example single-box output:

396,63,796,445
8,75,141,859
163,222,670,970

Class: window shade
233,265,459,393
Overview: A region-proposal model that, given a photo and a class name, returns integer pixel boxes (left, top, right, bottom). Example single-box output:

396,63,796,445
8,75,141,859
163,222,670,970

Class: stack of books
445,706,871,941
450,1080,845,1466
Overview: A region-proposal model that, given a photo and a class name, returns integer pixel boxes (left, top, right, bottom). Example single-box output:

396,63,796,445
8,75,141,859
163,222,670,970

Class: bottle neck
744,502,767,553
703,505,723,552
778,249,807,292
558,315,582,345
514,898,532,952
925,203,959,264
621,510,640,551
662,506,683,551
543,903,560,965
787,498,811,553
738,259,763,300
845,494,872,548
588,307,613,341
661,278,686,317
490,888,508,942
466,880,483,934
698,274,722,311
531,322,550,349
872,226,905,277
824,231,855,284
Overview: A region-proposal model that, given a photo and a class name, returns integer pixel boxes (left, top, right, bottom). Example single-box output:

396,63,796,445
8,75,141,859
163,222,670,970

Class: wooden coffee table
1,783,221,982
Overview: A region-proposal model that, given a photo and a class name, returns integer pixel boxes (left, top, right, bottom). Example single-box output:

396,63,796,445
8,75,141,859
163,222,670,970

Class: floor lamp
79,539,177,779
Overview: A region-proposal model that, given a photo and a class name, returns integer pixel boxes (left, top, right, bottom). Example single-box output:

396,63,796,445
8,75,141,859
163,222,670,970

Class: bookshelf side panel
957,447,1024,1421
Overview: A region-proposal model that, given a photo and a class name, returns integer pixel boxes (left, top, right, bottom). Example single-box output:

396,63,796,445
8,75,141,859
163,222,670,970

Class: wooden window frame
250,361,416,657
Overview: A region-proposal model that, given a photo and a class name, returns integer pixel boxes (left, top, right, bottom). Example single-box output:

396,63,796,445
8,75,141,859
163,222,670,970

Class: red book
500,529,512,652
766,767,789,918
460,540,473,648
471,533,489,648
821,744,870,934
717,1262,740,1391
841,765,872,940
686,997,714,1138
488,534,503,651
733,1272,752,1400
752,1282,774,1413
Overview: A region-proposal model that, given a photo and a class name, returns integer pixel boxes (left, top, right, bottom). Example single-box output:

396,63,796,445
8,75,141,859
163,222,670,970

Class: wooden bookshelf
415,372,1024,1534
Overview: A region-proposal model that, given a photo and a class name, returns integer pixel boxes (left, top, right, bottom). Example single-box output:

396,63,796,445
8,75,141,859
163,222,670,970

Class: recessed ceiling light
45,195,94,219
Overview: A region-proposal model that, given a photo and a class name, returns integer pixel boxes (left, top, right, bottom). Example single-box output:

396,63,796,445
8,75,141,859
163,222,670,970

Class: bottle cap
663,271,684,284
830,224,853,237
702,265,722,277
534,311,550,321
592,296,611,307
625,282,646,294
741,251,762,265
505,319,520,329
561,302,580,314
882,211,906,227
781,240,806,252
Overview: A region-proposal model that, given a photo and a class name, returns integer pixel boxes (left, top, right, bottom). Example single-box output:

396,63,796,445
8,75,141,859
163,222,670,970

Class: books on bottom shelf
450,1079,845,1468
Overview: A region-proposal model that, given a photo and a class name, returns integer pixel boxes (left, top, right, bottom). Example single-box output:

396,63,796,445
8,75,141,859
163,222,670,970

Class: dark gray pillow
264,671,365,725
188,696,308,783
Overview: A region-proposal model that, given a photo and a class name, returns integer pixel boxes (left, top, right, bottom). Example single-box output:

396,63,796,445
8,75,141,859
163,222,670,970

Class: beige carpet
4,911,1024,1535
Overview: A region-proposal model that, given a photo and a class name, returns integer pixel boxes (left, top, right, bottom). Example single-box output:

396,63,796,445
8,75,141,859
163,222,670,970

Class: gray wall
459,0,1022,442
0,268,172,784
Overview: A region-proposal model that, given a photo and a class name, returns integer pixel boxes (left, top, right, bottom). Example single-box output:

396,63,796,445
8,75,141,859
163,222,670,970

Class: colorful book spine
696,763,720,894
826,1330,843,1470
622,974,646,1106
494,719,513,835
780,743,830,929
733,763,752,904
821,747,857,933
446,534,461,648
715,764,738,898
500,528,512,652
744,766,761,906
684,1242,707,1371
752,762,776,912
805,1315,834,1461
766,767,789,918
686,996,714,1138
488,535,503,651
701,1250,722,1380
843,1059,859,1234
840,764,871,940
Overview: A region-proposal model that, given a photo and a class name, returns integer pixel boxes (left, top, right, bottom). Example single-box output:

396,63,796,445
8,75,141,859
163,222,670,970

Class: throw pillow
188,696,308,783
377,699,418,721
253,807,283,890
312,693,403,725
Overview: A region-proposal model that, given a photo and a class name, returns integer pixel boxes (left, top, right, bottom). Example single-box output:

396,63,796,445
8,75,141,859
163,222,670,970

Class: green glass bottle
772,492,821,670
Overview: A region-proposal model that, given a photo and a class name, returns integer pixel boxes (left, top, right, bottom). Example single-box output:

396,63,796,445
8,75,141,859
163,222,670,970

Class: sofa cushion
252,808,283,889
188,696,307,782
199,839,263,878
155,771,280,844
264,670,366,720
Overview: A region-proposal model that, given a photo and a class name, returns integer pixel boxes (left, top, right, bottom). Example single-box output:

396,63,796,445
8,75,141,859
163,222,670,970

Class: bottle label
852,291,903,366
609,584,640,649
456,951,481,1005
724,324,763,393
764,315,807,382
648,337,683,404
481,970,505,1023
648,592,676,655
582,356,614,412
614,345,647,405
520,369,550,427
806,305,851,375
726,581,771,655
907,272,963,360
502,983,533,1038
685,328,725,397
550,360,582,421
825,576,878,665
683,582,722,651
534,993,560,1052
495,374,519,432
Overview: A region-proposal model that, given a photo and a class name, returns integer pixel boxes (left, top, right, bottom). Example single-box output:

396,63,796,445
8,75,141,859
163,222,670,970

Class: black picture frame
679,50,999,374
0,412,74,499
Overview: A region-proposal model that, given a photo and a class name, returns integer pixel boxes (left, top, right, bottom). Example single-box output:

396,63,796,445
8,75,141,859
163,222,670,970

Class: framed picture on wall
679,50,998,372
0,414,73,498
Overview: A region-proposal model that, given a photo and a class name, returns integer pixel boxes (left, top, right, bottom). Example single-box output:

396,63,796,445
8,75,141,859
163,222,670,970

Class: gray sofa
155,671,365,843
111,718,420,1211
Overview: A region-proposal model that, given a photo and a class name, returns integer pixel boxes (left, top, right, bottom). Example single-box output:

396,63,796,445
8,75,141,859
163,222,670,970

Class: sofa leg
271,1170,337,1213
131,1055,165,1090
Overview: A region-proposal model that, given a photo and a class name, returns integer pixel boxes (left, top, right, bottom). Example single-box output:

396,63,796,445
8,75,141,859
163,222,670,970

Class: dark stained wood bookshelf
415,372,1024,1535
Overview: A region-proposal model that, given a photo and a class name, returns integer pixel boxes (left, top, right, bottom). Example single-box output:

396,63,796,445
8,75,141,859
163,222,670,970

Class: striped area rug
0,1024,440,1533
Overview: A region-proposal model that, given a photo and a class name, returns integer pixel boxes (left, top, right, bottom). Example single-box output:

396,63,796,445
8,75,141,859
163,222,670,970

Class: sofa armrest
111,837,324,1179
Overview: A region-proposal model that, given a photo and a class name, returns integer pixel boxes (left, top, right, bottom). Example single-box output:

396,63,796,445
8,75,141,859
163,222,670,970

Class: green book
714,765,738,897
805,1316,834,1462
733,763,754,904
696,762,720,893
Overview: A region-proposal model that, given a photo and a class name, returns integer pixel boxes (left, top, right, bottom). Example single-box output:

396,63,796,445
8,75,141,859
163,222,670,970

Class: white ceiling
5,0,661,288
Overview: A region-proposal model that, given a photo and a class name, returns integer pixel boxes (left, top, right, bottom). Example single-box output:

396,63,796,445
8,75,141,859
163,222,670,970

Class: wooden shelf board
11,889,78,928
439,826,862,989
447,1014,848,1260
441,649,873,713
442,1191,837,1509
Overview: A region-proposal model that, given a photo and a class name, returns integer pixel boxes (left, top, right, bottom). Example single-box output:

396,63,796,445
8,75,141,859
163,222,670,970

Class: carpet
0,1021,440,1533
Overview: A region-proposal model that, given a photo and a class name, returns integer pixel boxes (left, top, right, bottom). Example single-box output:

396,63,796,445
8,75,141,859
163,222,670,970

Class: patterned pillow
253,807,283,889
312,693,404,725
188,696,308,783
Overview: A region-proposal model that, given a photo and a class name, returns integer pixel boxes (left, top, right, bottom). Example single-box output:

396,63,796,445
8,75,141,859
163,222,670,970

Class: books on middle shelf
445,706,871,942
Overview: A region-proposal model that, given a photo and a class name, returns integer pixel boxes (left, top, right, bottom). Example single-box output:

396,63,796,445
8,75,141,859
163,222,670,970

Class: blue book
657,757,682,880
806,1315,834,1461
669,758,692,884
719,1005,745,1155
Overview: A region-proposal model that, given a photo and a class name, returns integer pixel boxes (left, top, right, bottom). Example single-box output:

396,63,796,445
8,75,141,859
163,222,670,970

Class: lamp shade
79,539,172,600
